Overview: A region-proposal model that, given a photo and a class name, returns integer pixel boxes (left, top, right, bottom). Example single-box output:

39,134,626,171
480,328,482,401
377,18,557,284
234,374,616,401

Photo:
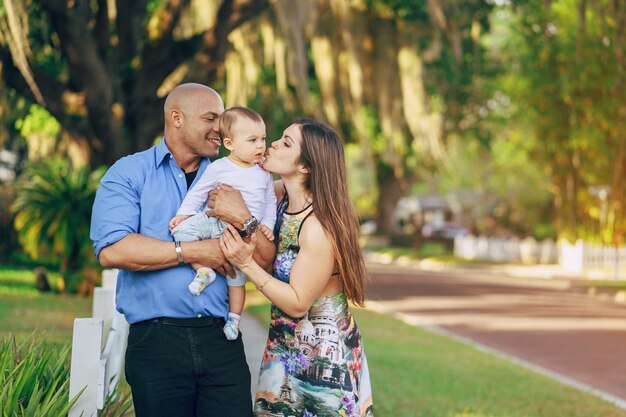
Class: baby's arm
169,214,191,231
259,225,274,241
177,166,218,216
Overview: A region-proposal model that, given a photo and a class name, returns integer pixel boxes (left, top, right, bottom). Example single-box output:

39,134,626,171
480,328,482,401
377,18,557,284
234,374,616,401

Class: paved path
365,263,626,408
241,313,266,398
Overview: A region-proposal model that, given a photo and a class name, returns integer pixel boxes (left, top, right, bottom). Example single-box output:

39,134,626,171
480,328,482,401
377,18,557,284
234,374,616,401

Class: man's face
180,91,225,158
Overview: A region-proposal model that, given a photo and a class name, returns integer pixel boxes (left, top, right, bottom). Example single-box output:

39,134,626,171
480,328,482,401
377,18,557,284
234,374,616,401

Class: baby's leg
188,268,217,295
223,269,246,340
172,212,221,295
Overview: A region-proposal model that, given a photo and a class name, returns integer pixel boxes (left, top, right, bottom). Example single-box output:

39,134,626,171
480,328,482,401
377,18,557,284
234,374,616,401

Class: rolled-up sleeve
90,158,142,258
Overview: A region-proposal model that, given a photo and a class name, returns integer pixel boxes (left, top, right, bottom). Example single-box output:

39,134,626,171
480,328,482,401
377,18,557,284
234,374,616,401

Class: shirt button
197,314,202,318
179,173,183,178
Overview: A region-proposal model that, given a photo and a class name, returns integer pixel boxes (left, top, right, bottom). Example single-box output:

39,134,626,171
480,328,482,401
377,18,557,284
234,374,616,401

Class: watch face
240,217,259,237
246,219,259,235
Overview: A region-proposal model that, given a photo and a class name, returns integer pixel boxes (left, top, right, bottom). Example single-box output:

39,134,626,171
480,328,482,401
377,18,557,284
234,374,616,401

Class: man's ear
223,137,234,151
171,109,182,128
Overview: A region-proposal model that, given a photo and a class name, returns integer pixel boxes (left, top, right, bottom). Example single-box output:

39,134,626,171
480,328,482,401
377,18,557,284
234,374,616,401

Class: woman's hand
220,224,257,270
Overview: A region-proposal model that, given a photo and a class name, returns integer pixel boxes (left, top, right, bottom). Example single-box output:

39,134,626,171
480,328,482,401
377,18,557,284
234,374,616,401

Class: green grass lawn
3,266,625,417
246,301,626,417
0,266,92,345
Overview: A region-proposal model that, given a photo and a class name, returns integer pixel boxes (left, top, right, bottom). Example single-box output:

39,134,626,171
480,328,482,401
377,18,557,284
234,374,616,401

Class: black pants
125,319,252,417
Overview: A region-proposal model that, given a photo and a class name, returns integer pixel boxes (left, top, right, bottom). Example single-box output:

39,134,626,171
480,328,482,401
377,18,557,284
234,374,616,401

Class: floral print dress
254,200,374,417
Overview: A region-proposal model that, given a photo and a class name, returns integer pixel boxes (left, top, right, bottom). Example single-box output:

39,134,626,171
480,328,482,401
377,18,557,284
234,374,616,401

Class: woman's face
262,123,304,176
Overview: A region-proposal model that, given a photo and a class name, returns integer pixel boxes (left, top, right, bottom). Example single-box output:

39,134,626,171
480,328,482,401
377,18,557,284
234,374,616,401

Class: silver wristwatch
238,216,259,237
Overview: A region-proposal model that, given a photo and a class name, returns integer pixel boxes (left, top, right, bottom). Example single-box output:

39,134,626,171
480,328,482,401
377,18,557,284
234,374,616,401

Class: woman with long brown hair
220,118,374,416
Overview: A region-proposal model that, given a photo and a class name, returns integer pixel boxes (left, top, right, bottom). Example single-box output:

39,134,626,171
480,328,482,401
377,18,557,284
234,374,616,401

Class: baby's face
229,118,267,165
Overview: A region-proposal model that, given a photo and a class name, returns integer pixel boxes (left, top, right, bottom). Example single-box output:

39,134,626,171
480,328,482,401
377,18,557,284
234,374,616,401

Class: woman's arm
220,218,335,317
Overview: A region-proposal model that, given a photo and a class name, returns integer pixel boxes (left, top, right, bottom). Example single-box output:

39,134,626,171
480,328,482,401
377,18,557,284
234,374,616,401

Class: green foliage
0,333,134,417
345,143,378,219
100,382,134,417
364,0,429,22
11,159,105,280
440,131,554,238
0,335,82,417
15,106,61,139
497,1,626,241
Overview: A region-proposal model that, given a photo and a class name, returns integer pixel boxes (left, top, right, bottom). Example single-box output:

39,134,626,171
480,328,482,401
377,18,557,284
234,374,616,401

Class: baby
169,106,276,340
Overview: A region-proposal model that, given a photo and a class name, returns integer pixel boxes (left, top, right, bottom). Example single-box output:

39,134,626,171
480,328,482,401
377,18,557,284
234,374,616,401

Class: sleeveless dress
254,200,374,417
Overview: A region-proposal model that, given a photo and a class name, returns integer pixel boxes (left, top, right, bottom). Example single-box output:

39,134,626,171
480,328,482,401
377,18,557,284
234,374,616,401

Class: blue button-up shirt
90,139,229,324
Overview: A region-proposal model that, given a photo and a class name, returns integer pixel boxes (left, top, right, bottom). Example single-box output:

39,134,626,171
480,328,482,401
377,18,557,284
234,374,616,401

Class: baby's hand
169,215,191,231
259,224,274,241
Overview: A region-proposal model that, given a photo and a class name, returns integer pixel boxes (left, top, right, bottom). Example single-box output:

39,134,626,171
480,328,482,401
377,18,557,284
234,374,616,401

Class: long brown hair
295,118,367,306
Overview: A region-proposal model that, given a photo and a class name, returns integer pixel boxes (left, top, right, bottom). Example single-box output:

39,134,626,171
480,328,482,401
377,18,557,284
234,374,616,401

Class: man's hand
205,183,251,228
193,239,236,277
169,214,191,231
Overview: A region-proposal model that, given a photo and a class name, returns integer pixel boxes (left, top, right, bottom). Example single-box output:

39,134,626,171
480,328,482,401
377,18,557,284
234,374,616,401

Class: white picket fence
559,240,626,279
69,269,129,417
454,235,626,279
454,235,558,264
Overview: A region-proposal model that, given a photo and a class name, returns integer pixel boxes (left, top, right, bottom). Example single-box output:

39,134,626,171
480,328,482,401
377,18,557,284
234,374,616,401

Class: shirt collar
155,137,171,167
155,137,211,172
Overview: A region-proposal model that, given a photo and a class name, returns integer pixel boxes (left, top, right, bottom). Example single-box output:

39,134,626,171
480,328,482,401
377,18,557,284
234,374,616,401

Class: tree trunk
375,166,407,236
1,0,270,167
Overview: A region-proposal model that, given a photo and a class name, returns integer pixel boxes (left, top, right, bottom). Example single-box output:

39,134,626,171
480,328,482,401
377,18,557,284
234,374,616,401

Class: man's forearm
252,232,276,272
98,234,225,271
99,234,179,271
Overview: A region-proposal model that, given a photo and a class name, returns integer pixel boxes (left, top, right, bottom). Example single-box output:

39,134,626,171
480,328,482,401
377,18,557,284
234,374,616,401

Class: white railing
454,235,558,264
559,240,626,279
455,235,626,279
69,269,129,417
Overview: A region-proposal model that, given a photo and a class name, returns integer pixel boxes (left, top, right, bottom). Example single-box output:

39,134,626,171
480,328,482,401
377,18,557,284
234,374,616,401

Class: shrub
0,335,81,416
11,159,106,291
0,334,133,416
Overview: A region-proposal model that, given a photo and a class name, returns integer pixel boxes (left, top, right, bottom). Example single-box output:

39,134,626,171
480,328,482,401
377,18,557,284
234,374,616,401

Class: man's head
220,107,266,166
164,83,225,159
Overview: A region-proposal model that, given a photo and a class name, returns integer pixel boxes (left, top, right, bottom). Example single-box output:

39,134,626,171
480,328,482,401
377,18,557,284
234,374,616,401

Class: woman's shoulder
298,214,331,248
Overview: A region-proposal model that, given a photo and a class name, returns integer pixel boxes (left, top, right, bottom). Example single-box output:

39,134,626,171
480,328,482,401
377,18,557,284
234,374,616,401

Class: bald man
90,83,273,417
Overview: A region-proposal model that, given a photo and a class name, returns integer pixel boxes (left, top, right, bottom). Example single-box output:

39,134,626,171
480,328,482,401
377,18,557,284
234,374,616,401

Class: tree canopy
1,0,625,243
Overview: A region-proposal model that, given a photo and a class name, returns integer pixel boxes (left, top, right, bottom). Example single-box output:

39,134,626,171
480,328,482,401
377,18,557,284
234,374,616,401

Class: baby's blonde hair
219,106,263,140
